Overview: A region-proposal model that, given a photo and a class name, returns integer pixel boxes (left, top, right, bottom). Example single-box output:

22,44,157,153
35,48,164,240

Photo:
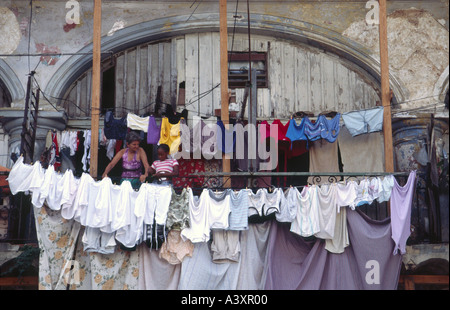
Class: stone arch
45,13,407,107
0,59,25,106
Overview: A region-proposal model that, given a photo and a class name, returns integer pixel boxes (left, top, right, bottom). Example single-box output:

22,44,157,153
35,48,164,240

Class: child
150,144,179,184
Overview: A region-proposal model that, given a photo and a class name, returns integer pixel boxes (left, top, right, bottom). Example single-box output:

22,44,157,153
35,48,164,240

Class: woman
102,131,150,189
150,144,179,185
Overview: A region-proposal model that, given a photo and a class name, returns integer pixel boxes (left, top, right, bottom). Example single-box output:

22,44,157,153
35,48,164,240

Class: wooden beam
220,0,231,187
399,275,449,290
90,0,102,179
379,0,394,173
0,277,38,287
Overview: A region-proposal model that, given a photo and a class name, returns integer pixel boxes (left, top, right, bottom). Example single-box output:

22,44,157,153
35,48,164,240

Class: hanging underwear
286,118,308,146
342,107,383,137
304,113,341,143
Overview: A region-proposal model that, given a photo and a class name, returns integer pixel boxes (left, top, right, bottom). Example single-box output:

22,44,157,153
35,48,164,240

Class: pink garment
390,170,416,255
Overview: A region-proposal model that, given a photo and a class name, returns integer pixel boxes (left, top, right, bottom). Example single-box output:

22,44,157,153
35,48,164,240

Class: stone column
0,108,68,167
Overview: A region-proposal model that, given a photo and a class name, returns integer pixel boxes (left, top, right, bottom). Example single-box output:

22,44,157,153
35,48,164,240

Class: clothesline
7,156,416,257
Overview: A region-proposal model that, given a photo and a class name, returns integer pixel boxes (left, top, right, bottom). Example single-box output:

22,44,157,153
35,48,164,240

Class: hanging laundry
337,125,385,173
228,189,250,230
139,244,182,290
159,229,194,265
79,177,114,229
259,119,290,144
169,119,182,155
390,170,417,255
81,130,91,173
248,188,282,223
211,230,241,264
178,241,241,290
146,115,161,144
6,156,43,195
290,186,321,237
286,117,308,145
304,113,341,143
324,207,349,254
314,184,338,240
49,131,61,170
377,175,394,203
104,110,127,140
126,113,150,133
159,117,181,155
207,189,231,230
335,180,358,211
114,181,142,250
60,131,79,156
180,189,210,243
342,106,384,137
82,227,116,255
264,209,403,290
165,187,190,231
275,187,298,223
307,139,340,185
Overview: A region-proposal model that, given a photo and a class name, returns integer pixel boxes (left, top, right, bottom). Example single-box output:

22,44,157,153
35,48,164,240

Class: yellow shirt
158,117,181,154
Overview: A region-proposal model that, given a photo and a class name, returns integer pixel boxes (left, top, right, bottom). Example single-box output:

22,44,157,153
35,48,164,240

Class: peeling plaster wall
343,8,449,110
0,1,448,111
0,7,21,55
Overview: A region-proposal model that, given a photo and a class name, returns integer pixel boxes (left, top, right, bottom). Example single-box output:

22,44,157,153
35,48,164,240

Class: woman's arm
139,148,150,182
102,149,125,178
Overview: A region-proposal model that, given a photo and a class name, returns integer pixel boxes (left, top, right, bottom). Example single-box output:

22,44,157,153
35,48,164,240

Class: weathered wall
0,1,448,110
343,7,449,110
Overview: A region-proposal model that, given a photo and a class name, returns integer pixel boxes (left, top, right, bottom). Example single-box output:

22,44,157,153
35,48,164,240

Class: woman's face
128,141,140,152
157,148,168,161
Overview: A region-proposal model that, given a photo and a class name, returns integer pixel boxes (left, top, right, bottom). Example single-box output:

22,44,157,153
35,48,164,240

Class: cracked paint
35,43,61,66
343,8,450,109
0,7,21,55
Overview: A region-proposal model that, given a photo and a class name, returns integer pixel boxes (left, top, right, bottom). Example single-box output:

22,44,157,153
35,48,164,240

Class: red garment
173,158,206,188
259,119,291,144
50,132,61,169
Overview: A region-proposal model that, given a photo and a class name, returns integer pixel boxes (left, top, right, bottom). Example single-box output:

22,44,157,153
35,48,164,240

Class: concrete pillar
0,109,67,167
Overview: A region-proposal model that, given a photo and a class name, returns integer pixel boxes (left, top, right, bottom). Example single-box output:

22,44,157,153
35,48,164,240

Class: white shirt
276,187,298,223
314,184,337,240
115,187,142,248
60,169,80,217
247,188,281,217
290,186,321,237
110,180,133,232
70,173,95,223
82,177,113,229
335,181,358,211
7,157,42,195
207,189,231,230
127,113,149,132
181,189,211,243
378,175,394,203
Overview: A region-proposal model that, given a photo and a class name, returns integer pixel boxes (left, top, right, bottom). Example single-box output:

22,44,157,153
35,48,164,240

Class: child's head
157,144,170,160
126,132,142,151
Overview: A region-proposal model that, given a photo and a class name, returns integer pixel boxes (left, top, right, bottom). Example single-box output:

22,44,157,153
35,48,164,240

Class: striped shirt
151,159,179,174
